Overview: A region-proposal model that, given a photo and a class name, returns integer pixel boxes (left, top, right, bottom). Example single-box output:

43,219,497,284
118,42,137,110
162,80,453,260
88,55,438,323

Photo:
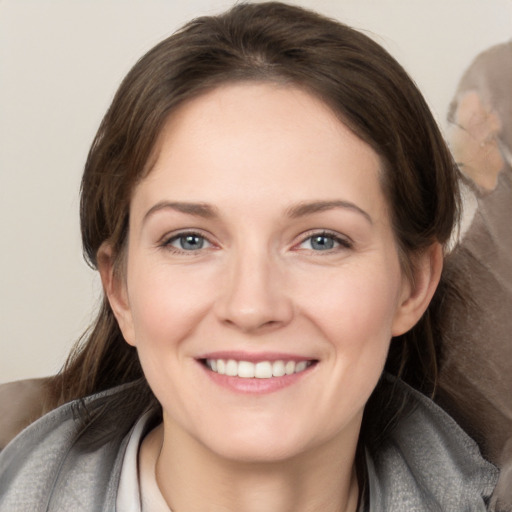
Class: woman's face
105,83,432,463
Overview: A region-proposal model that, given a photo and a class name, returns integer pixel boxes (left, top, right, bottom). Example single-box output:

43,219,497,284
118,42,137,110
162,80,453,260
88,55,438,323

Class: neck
150,420,361,512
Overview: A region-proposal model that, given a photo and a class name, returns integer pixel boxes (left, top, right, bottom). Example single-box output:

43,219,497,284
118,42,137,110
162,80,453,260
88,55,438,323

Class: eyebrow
286,200,373,224
143,201,219,223
143,199,372,225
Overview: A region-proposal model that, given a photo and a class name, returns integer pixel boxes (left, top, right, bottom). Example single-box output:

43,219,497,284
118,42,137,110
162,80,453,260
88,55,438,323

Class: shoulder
0,382,147,512
366,376,499,511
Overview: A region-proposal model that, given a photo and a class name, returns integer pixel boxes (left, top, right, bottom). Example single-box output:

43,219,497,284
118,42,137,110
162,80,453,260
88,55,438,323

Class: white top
116,412,171,512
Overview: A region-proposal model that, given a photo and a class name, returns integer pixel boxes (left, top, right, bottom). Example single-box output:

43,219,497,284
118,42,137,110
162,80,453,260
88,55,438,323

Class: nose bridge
216,241,293,332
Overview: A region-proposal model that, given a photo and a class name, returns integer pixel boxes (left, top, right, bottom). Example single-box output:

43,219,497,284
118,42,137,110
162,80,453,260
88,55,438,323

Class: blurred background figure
439,40,512,509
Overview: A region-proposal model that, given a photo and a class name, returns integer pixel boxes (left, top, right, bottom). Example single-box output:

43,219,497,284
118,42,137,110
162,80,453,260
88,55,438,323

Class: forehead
134,83,386,218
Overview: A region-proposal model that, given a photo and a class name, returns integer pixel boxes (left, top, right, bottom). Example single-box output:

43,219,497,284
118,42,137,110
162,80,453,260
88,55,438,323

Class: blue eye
299,232,351,251
165,233,211,251
310,234,336,250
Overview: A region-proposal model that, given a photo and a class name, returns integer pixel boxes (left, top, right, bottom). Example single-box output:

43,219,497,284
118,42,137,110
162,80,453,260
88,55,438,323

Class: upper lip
197,351,317,363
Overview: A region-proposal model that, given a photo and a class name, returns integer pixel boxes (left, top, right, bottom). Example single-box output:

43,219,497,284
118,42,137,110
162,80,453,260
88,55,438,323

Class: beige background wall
1,0,511,383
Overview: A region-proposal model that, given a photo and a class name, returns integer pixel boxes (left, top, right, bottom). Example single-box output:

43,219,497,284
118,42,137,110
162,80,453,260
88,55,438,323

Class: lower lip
200,362,316,394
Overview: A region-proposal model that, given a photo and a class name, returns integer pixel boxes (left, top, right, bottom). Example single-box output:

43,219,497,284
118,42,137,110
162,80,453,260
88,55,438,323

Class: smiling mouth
203,359,316,379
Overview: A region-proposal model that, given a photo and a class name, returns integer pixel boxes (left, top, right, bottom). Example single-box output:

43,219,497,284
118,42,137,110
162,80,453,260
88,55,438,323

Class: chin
194,412,351,466
208,435,311,465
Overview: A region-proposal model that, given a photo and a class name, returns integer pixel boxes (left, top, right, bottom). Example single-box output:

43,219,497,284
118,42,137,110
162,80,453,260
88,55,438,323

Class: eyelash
296,230,353,253
160,231,214,254
160,229,352,256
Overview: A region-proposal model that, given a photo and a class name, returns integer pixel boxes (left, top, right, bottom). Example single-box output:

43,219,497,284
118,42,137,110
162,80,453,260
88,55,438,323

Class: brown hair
48,2,460,420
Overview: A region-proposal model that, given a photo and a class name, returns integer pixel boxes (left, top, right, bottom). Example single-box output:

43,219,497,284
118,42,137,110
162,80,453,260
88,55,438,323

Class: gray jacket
0,378,499,511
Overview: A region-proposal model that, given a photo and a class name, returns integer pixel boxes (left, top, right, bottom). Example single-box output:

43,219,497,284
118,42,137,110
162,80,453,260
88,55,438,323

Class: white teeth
216,359,226,375
272,360,286,377
238,361,255,378
205,358,312,379
295,361,307,373
226,359,238,377
255,361,273,378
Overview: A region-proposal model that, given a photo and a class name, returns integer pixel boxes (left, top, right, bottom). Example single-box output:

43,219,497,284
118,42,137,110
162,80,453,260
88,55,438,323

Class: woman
0,2,499,510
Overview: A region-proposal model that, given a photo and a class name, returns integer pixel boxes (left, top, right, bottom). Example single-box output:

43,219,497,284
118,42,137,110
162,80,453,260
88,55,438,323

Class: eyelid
294,229,353,251
159,229,216,253
157,228,352,254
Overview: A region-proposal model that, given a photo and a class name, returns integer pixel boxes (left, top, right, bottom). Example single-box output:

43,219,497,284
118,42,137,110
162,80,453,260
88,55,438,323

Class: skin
100,83,442,512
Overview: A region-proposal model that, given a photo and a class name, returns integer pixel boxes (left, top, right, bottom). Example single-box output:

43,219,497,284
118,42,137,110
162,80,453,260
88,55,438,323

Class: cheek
125,263,215,410
298,260,402,389
281,271,398,443
127,261,214,341
301,266,401,417
299,262,403,347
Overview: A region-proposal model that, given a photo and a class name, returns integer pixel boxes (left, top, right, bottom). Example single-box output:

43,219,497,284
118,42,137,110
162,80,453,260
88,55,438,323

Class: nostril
221,316,284,333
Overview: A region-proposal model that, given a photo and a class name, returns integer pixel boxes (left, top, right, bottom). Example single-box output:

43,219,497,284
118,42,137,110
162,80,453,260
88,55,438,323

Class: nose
215,248,294,333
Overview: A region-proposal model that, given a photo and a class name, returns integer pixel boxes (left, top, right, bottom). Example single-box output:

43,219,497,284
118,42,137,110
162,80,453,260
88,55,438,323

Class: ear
391,243,443,336
97,242,136,346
